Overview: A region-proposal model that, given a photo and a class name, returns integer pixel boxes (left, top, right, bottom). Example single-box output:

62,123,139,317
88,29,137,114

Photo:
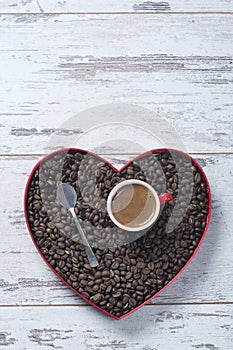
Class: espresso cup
107,179,173,232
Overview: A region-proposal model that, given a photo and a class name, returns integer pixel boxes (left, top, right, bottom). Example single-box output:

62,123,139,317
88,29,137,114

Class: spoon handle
69,208,99,268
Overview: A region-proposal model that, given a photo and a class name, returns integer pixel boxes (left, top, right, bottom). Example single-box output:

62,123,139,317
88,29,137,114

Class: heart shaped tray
24,148,211,320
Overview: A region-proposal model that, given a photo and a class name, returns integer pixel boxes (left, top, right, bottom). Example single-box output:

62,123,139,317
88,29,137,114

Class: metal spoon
56,183,99,268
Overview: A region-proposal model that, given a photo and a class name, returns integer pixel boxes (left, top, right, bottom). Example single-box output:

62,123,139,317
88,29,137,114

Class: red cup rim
24,147,212,320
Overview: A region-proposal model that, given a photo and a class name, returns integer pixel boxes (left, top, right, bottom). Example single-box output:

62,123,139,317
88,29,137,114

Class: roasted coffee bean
58,260,65,269
79,273,87,280
26,149,209,318
113,292,121,298
136,261,145,269
129,298,137,307
56,249,65,256
35,230,44,238
111,261,120,270
136,290,144,296
83,263,91,270
180,240,188,248
114,275,121,283
125,272,132,280
163,261,169,270
109,297,117,306
58,242,66,249
94,278,102,285
156,268,164,276
48,222,56,229
90,293,102,303
106,285,112,294
70,274,78,282
95,271,102,279
71,257,79,264
102,269,110,277
92,285,99,293
148,262,155,270
123,256,131,265
136,285,144,291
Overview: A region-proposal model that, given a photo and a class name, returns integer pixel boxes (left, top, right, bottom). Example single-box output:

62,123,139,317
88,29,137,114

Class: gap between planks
0,301,233,308
1,152,233,157
0,12,233,15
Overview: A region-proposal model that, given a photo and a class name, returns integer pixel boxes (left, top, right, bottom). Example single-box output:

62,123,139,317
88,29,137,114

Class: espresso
111,183,156,228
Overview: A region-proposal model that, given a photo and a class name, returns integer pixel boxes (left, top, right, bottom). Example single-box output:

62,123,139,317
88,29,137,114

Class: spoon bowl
56,182,77,209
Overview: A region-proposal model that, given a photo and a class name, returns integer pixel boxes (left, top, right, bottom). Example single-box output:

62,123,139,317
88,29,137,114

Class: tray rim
24,147,212,320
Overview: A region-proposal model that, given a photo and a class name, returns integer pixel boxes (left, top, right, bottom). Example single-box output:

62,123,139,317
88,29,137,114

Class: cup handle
159,193,173,205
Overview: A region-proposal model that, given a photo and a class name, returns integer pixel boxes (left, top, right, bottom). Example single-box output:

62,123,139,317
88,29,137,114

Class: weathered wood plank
0,154,232,305
0,304,232,349
0,15,232,154
0,0,233,13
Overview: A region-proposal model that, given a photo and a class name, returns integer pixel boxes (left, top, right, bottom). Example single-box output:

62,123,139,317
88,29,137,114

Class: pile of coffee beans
26,149,210,317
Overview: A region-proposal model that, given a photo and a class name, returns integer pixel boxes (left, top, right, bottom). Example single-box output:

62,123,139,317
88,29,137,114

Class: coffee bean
35,230,44,238
70,274,78,282
105,253,113,260
95,271,102,279
56,249,65,256
114,275,121,283
58,242,66,249
92,285,99,293
48,222,56,229
148,262,154,270
156,268,164,276
123,256,131,265
102,284,111,295
136,261,145,269
136,285,144,291
123,295,130,304
125,272,132,280
129,298,137,307
127,167,134,175
79,273,87,280
111,261,120,270
180,240,188,248
102,269,110,277
90,293,102,303
71,257,79,264
109,297,117,306
95,279,102,285
136,290,144,296
88,280,94,287
83,263,91,270
163,261,169,270
104,180,111,188
116,301,123,308
195,173,201,183
113,292,121,298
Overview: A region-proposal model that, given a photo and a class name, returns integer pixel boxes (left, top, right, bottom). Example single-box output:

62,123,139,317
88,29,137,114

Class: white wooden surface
0,0,233,13
0,3,233,350
0,15,232,154
0,305,233,349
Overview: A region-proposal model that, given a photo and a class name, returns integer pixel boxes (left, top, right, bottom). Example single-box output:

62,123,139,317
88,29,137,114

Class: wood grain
0,0,233,13
0,305,232,349
0,15,232,154
0,154,232,305
0,5,232,348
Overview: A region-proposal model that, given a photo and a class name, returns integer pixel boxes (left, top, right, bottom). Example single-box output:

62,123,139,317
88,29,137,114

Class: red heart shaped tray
24,148,211,320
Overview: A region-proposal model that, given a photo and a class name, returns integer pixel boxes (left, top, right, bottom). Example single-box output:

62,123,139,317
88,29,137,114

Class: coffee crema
111,183,156,228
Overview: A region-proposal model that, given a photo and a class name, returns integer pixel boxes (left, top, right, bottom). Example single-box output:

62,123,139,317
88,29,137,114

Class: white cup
107,179,172,232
